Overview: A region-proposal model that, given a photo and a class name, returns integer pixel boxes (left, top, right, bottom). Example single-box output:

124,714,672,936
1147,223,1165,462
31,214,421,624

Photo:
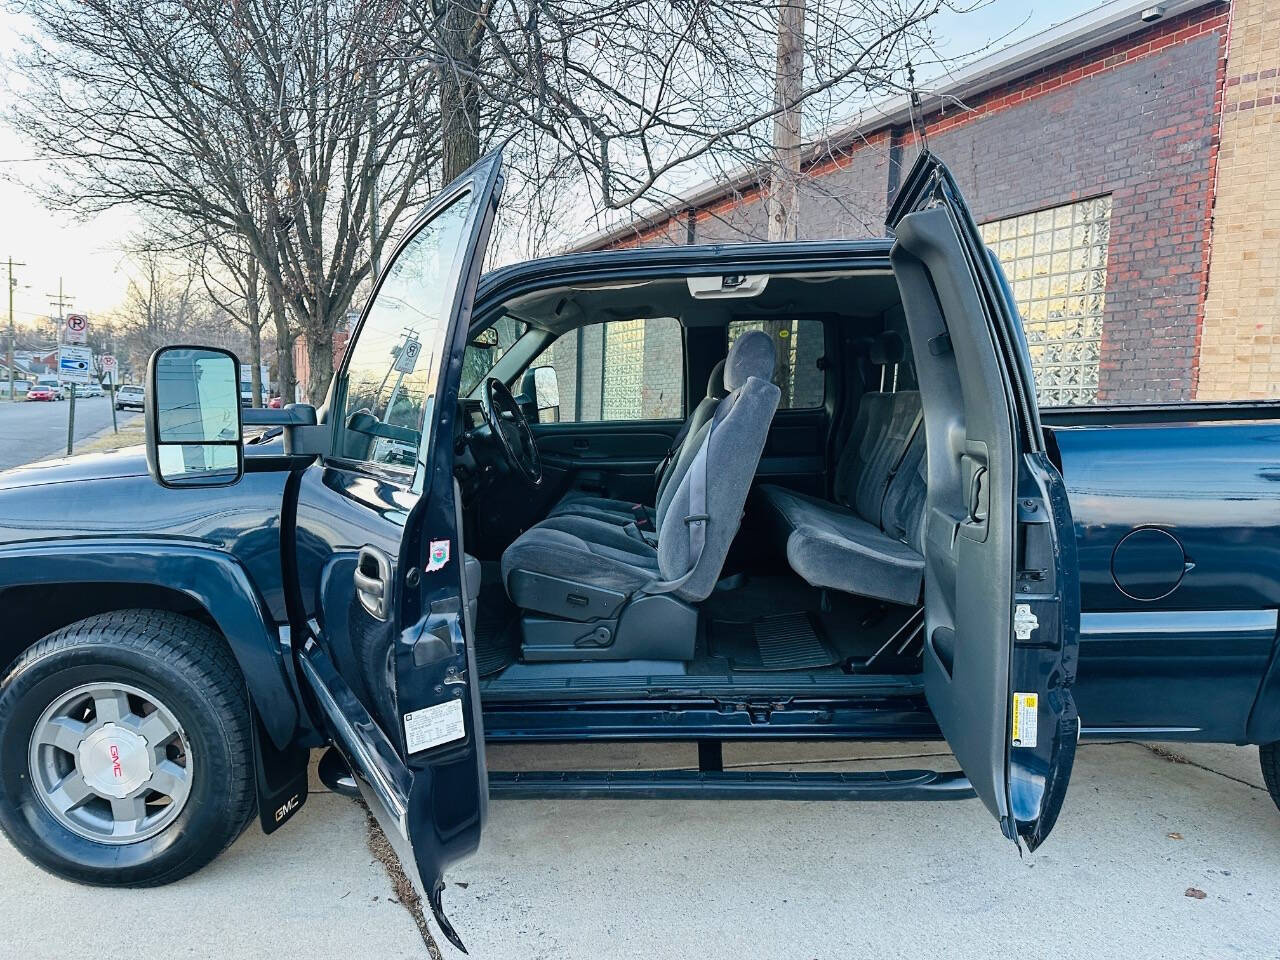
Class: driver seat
500,330,781,661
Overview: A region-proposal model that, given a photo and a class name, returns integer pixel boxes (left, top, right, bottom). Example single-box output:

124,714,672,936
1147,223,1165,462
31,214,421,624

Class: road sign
394,338,422,374
57,345,93,384
101,354,117,373
64,313,89,345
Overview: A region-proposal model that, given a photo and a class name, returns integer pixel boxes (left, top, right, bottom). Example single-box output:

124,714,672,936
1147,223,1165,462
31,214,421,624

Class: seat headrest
724,329,776,391
869,331,904,366
706,359,729,400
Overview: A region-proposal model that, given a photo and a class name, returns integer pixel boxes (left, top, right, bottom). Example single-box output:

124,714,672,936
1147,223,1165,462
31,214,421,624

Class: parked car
77,381,104,398
114,384,145,410
267,395,284,409
33,377,65,400
0,153,1277,951
24,385,58,402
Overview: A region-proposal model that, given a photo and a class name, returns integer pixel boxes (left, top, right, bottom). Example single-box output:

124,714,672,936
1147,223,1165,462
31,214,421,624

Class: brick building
575,0,1277,407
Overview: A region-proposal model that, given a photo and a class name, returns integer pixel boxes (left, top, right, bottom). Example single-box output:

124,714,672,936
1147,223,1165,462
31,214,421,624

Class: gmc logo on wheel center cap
109,744,123,778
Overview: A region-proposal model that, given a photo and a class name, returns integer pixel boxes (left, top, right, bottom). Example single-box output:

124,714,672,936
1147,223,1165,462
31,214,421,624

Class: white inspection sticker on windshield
1011,692,1039,749
404,699,466,754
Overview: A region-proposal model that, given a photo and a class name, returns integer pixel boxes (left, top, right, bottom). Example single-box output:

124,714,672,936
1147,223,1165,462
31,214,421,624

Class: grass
73,419,147,456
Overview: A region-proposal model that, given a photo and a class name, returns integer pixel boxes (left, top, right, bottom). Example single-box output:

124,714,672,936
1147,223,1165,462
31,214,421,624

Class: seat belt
878,407,925,531
640,399,730,596
653,409,696,490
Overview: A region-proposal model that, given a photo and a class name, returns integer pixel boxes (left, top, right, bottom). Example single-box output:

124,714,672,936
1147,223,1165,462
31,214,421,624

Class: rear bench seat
757,333,927,606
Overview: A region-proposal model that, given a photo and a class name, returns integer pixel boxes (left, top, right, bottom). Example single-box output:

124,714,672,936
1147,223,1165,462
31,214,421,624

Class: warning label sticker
404,699,466,754
1011,692,1039,749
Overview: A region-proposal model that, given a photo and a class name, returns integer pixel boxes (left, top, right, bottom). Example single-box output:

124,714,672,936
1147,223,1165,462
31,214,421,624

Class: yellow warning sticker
1012,692,1039,749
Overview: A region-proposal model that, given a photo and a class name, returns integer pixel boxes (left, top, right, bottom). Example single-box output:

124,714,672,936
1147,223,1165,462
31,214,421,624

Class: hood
0,445,149,492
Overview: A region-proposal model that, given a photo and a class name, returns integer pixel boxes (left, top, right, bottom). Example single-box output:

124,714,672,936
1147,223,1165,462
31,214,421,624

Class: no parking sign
64,314,88,345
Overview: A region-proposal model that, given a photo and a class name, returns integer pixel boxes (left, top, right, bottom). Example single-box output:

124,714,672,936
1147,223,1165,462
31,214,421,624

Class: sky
0,0,1104,331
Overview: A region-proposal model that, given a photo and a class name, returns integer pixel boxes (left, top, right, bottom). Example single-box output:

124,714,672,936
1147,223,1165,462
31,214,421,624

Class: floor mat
474,585,519,677
707,612,839,671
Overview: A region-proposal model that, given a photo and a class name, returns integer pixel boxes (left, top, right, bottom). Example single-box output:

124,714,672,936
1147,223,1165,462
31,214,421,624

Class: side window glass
460,315,529,397
728,319,825,408
528,318,684,423
337,194,471,467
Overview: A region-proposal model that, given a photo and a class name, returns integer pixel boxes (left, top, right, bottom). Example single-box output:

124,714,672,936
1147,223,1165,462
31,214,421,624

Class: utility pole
45,278,78,455
765,0,805,403
5,257,26,402
47,277,75,326
768,0,805,244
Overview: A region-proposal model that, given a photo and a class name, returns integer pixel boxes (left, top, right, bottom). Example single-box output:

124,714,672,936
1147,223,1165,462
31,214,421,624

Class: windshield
461,315,529,397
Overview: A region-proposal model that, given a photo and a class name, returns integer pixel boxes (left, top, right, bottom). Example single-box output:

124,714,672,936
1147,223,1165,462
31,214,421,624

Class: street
0,395,140,471
0,740,1276,959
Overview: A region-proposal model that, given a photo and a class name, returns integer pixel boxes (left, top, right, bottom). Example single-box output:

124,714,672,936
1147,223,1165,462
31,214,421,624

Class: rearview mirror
145,346,243,487
469,327,499,349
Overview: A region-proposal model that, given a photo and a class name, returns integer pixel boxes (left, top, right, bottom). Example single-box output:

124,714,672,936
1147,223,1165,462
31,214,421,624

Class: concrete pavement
0,395,141,470
1,740,1276,959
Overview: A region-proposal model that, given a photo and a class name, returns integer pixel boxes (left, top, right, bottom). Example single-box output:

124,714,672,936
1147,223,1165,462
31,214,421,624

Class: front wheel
0,610,256,886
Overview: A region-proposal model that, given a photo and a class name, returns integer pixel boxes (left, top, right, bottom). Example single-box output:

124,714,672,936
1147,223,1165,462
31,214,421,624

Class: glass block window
980,196,1112,406
532,318,684,422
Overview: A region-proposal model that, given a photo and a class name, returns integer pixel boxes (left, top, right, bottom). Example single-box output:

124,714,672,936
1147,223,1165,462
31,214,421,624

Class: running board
488,768,973,801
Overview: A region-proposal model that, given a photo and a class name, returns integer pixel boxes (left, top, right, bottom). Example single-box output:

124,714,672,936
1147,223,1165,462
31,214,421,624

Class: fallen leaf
1185,887,1207,900
1168,832,1183,840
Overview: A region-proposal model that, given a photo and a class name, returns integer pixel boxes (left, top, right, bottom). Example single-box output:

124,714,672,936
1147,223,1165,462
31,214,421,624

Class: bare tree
199,234,271,407
10,0,440,401
113,248,206,374
411,0,962,248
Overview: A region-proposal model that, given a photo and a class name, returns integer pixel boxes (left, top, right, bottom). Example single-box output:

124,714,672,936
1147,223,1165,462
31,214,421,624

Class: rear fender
0,539,299,749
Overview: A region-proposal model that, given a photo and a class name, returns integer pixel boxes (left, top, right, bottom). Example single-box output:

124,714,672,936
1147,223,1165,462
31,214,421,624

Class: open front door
293,152,503,952
886,152,1080,851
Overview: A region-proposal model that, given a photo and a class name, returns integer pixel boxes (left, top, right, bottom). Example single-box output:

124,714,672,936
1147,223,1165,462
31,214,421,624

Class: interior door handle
968,466,988,524
355,546,393,621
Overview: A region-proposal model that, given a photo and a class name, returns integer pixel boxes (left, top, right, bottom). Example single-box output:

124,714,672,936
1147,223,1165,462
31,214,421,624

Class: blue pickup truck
0,152,1275,949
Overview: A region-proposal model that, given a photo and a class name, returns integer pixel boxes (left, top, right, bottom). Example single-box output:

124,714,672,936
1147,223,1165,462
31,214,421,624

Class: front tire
0,610,256,886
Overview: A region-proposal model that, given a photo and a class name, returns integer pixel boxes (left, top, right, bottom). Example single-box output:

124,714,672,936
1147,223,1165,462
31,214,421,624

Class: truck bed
1044,402,1280,743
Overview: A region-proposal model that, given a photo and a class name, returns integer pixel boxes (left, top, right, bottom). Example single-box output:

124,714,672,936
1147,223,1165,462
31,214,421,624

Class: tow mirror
144,345,243,488
521,364,560,423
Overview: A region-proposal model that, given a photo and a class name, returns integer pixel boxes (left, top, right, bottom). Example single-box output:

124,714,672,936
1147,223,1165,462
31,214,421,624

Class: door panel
532,418,682,504
291,152,504,952
755,407,827,496
887,151,1079,851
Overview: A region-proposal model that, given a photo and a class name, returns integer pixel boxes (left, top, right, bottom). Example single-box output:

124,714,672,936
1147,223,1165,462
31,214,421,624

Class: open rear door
886,152,1080,851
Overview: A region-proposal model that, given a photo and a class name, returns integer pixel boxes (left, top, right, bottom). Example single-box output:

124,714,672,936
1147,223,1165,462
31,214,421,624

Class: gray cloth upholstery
500,513,661,598
547,495,656,529
723,329,776,390
547,358,730,528
652,374,780,600
761,483,925,605
704,358,730,400
758,384,926,606
504,330,781,613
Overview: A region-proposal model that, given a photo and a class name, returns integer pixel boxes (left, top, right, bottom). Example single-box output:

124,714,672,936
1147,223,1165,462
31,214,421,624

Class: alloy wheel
27,682,194,845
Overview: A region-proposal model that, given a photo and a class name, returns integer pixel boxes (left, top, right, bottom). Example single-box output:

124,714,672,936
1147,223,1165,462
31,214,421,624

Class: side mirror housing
521,364,561,423
144,345,244,488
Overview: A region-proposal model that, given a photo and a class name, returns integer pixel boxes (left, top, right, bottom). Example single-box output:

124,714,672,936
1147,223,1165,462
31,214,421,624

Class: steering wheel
481,376,542,486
